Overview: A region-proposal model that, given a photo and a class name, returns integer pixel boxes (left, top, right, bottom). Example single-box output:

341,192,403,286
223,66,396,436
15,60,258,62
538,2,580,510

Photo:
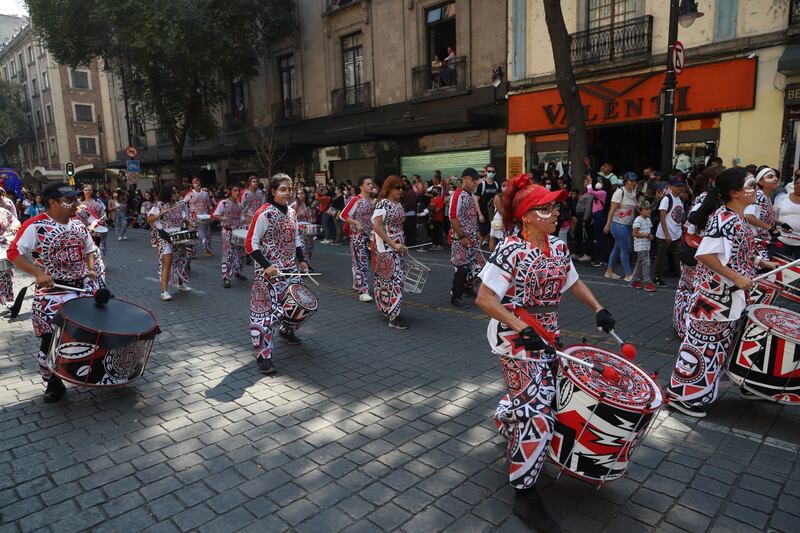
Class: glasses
530,203,559,215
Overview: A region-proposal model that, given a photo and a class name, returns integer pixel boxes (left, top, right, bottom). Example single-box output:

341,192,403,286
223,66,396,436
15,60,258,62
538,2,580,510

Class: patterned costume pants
0,269,12,307
250,273,297,362
97,233,107,257
495,355,556,490
350,234,371,294
198,220,212,253
667,318,741,407
301,235,314,260
31,287,85,381
373,246,404,320
157,240,190,287
673,264,697,338
221,228,245,281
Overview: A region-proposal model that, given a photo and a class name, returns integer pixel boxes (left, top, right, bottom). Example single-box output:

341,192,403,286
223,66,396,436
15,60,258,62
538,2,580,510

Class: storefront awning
778,44,800,75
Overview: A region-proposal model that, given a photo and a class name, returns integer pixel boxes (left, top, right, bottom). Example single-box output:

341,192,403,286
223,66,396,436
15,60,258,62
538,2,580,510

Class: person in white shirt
776,173,800,259
654,177,686,286
0,187,18,218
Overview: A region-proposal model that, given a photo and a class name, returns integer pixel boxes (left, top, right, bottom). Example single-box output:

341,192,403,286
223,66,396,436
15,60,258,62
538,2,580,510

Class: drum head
746,305,800,342
55,298,159,348
561,345,663,413
232,229,248,239
197,214,211,220
288,284,318,311
92,226,108,234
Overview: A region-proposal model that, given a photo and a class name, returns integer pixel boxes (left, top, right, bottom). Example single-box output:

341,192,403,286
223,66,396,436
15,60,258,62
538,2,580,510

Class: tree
543,0,588,186
0,80,31,166
249,120,288,180
27,0,293,179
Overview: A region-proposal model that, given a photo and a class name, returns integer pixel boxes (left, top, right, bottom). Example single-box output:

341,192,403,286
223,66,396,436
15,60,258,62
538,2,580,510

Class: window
35,110,42,128
42,70,49,90
425,2,456,65
588,0,637,29
45,104,53,124
279,55,297,102
49,137,57,157
714,0,737,41
10,59,15,76
2,67,6,81
37,43,44,57
27,46,34,63
70,69,90,89
74,103,94,122
30,78,37,95
341,33,363,90
78,137,97,154
39,140,45,159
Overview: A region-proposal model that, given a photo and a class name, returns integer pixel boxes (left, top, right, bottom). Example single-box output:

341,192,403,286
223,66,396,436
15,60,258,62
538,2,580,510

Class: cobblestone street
1,229,798,532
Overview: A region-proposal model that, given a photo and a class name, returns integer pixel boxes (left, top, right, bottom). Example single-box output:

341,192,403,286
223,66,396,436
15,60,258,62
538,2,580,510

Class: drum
298,222,324,236
0,248,10,272
403,255,430,294
729,304,800,404
90,225,108,245
750,280,781,306
771,254,800,303
282,284,319,330
196,214,211,222
549,345,663,484
48,297,160,387
232,229,248,248
170,228,199,245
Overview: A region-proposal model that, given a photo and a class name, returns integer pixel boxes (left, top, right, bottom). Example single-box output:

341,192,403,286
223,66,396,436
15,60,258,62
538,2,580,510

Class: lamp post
660,0,703,177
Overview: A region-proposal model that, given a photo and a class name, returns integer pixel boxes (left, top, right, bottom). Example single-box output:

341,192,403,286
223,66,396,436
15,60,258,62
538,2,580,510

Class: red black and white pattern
673,264,696,337
214,199,245,281
241,188,266,222
479,235,579,489
149,202,191,287
752,189,776,241
0,206,19,306
668,207,757,406
185,189,214,253
371,199,405,320
449,188,479,267
342,196,375,294
292,201,316,259
246,203,303,362
73,210,106,288
80,198,107,256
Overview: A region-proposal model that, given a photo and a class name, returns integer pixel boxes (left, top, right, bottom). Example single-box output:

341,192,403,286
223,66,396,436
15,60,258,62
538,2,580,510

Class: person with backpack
653,176,686,286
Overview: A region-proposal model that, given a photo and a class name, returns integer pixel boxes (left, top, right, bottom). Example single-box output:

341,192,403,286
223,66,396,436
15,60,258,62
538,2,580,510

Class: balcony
331,82,371,114
224,108,247,131
412,56,467,99
273,98,302,125
792,0,800,27
325,0,360,15
570,15,653,68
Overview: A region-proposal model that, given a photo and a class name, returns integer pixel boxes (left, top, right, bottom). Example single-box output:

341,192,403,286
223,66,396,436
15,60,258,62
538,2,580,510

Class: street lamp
660,0,704,177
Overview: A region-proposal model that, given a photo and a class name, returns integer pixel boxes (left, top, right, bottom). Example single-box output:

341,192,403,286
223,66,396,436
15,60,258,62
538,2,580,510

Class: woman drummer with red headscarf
476,174,615,529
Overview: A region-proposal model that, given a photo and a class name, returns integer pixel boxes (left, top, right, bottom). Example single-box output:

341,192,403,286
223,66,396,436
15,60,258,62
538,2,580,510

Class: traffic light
65,161,75,178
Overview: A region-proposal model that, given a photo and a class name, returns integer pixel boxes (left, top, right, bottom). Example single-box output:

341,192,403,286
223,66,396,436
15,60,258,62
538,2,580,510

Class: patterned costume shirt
371,199,406,251
184,189,212,217
149,201,188,233
0,207,18,246
689,207,757,322
449,188,479,266
744,189,776,242
241,188,266,221
245,203,303,272
213,199,244,230
80,198,106,223
341,196,375,236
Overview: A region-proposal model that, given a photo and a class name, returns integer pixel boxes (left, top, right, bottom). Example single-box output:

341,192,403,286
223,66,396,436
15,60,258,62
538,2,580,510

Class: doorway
588,121,661,176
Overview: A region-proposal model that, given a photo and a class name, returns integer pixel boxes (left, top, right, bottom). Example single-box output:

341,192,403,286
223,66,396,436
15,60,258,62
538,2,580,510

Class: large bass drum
729,304,800,404
549,345,663,484
281,284,319,331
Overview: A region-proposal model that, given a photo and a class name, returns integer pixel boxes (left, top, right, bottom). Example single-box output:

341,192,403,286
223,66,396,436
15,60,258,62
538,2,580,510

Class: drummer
212,185,247,288
449,167,485,309
744,166,780,258
74,204,108,289
475,174,615,529
185,177,215,257
0,204,20,309
147,185,192,301
245,173,309,375
340,176,376,302
80,185,108,256
667,167,778,418
7,183,96,403
371,175,409,329
241,175,266,225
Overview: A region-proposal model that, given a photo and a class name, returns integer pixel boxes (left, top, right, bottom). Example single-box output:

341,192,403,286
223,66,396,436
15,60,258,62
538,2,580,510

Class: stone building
0,23,118,189
506,0,800,178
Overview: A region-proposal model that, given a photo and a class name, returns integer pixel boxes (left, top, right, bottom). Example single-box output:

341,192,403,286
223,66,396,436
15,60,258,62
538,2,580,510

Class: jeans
321,213,336,241
431,220,444,247
631,250,652,283
591,211,607,262
114,211,127,239
608,221,633,275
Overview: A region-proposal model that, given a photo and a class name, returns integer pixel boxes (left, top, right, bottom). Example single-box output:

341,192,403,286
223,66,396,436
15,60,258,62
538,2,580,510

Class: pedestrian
653,176,686,285
489,180,507,252
667,168,777,417
475,175,615,530
317,186,335,244
0,187,18,218
185,177,214,256
449,167,485,308
25,193,45,219
331,185,346,245
139,191,157,248
573,177,594,262
474,164,498,247
7,183,97,403
371,175,409,329
630,201,655,292
241,175,267,226
245,173,310,374
112,190,129,241
147,185,192,301
598,162,620,188
743,166,779,259
401,178,418,248
775,172,800,259
212,185,247,288
340,176,376,302
75,203,108,289
292,187,316,260
428,188,445,250
604,172,638,280
587,177,609,267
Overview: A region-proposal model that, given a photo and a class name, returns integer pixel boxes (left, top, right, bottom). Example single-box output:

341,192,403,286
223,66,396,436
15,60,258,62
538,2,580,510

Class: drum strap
513,307,556,346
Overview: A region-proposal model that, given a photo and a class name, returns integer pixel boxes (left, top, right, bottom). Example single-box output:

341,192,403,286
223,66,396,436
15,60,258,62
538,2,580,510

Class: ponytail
688,167,747,231
687,187,721,231
502,174,533,232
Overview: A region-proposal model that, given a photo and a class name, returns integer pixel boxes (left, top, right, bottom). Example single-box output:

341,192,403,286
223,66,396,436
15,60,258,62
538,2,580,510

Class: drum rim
745,304,800,342
91,226,109,234
561,344,664,413
56,297,159,338
288,283,319,310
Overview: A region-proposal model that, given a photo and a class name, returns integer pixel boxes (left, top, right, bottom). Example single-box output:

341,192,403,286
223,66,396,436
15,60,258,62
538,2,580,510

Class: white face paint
533,210,556,220
743,176,757,192
763,173,778,183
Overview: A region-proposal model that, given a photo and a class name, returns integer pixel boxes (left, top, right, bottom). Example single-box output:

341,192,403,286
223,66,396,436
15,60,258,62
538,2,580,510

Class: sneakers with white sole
178,284,192,292
160,291,172,301
358,293,374,302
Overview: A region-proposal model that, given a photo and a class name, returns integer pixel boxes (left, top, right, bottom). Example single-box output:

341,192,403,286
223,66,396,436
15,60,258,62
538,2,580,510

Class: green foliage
0,79,31,162
26,0,292,169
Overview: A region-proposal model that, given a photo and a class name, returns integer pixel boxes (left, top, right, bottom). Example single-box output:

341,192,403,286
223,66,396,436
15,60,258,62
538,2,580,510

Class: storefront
507,57,759,176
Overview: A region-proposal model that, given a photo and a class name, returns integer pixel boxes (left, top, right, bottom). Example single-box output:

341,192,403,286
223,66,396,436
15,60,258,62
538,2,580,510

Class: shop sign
786,83,800,106
508,156,524,178
509,58,757,134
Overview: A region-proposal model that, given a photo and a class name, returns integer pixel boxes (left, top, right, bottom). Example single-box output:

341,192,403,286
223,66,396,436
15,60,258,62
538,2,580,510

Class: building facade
0,23,118,189
112,0,508,186
506,0,799,178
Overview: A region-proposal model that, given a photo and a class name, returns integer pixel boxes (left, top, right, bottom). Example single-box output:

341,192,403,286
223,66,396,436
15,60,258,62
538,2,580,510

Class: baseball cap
462,167,480,179
623,172,638,182
43,183,80,202
523,184,568,207
669,177,686,186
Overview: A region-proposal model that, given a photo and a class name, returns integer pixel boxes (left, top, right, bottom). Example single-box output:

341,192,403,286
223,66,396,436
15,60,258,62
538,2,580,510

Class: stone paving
0,228,798,533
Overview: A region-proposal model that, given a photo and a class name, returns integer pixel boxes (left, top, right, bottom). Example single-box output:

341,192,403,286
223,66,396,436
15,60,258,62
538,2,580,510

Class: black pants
654,238,681,279
452,265,469,299
404,215,417,247
431,221,444,246
574,217,591,256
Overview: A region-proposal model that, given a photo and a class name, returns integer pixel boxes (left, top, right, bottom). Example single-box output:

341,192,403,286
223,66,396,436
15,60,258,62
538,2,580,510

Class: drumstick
407,242,432,250
277,272,321,286
496,349,621,382
753,257,800,282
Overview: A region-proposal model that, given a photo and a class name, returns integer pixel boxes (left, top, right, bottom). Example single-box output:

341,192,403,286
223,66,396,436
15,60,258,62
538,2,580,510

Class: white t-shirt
632,216,652,252
695,232,747,321
656,193,684,240
611,187,637,225
776,194,800,247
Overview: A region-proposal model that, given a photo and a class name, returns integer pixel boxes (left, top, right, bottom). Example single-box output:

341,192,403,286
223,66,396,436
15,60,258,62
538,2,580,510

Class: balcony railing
331,82,371,114
273,98,302,125
792,0,800,26
224,108,247,131
570,15,653,68
412,56,467,99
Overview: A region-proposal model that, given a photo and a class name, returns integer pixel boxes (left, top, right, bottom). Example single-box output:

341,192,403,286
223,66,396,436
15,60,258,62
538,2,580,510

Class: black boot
512,487,561,532
450,296,469,309
257,358,276,375
43,376,66,403
279,328,301,345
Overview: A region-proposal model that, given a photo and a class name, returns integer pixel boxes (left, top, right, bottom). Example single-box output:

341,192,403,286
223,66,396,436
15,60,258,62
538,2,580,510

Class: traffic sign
672,41,685,75
125,145,139,159
126,160,141,173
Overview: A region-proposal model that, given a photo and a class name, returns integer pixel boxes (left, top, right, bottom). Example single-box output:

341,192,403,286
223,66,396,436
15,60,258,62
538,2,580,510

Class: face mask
594,183,603,190
545,184,552,190
487,172,495,179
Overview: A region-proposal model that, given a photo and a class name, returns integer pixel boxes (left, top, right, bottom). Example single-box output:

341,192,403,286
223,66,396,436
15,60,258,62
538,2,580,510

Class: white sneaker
358,293,374,302
118,236,123,241
604,271,621,280
178,284,192,292
577,254,592,262
122,236,128,240
624,274,633,282
160,291,172,301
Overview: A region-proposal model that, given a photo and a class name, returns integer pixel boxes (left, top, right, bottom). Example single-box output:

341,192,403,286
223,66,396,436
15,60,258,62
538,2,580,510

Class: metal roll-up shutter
401,149,490,180
330,158,377,183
